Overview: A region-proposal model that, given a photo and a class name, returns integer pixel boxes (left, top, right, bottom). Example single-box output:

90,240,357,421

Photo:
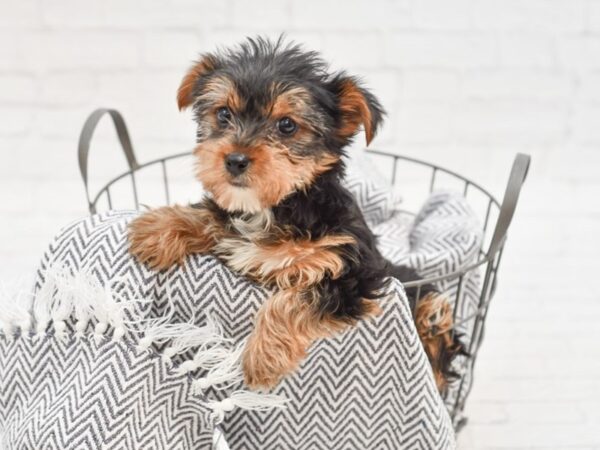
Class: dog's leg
388,263,465,392
242,288,380,389
414,292,464,392
242,289,319,389
239,234,384,388
128,205,222,270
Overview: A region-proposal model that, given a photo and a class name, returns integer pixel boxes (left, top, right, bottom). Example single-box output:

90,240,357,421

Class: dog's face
177,38,384,213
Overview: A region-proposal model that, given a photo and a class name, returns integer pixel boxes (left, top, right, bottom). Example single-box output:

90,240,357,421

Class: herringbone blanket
0,190,480,449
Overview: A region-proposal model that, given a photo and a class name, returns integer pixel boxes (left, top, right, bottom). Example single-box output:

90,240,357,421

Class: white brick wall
1,1,599,447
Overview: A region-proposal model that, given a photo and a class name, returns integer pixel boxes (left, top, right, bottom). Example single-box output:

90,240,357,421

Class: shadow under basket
78,108,530,432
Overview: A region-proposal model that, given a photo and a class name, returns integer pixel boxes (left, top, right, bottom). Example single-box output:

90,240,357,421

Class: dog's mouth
228,177,248,188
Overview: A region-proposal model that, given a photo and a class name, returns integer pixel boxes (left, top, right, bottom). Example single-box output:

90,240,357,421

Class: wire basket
78,108,530,431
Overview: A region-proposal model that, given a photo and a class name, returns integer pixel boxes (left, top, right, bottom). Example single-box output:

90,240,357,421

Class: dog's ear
177,54,220,110
330,75,385,145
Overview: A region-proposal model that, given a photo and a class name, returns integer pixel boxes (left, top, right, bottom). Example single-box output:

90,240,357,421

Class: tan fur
267,85,329,141
337,80,374,144
269,86,312,118
188,78,340,213
177,55,218,110
195,139,339,213
242,288,380,388
215,233,356,289
248,146,339,208
414,292,455,391
128,205,222,270
218,186,263,213
197,76,244,113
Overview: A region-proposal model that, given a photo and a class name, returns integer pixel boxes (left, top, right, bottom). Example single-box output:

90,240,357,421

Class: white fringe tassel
190,341,245,393
0,280,33,337
208,391,289,424
31,268,150,341
0,267,288,422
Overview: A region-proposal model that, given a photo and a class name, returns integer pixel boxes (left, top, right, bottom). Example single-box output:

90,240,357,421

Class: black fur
190,36,384,155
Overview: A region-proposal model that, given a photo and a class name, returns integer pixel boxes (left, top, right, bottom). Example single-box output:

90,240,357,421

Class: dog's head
178,37,384,213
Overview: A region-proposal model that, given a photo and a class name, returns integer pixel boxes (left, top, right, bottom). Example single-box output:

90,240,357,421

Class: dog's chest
214,235,264,272
212,212,281,281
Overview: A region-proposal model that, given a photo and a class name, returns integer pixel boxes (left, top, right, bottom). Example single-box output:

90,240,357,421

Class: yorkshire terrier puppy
129,37,462,391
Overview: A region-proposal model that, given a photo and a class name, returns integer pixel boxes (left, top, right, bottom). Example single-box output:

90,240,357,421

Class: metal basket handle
486,153,531,257
78,108,140,213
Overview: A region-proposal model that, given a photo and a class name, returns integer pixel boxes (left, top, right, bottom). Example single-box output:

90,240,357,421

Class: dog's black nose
225,153,250,176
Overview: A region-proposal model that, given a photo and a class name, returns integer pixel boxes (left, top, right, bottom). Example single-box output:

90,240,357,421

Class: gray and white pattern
344,174,403,227
0,188,479,449
374,191,483,415
343,152,403,227
0,334,215,449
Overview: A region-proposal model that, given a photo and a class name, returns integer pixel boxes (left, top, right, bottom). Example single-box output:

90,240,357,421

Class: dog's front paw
128,207,191,270
242,330,305,390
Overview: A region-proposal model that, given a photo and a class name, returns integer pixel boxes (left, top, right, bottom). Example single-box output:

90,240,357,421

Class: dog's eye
216,107,232,126
277,117,297,136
